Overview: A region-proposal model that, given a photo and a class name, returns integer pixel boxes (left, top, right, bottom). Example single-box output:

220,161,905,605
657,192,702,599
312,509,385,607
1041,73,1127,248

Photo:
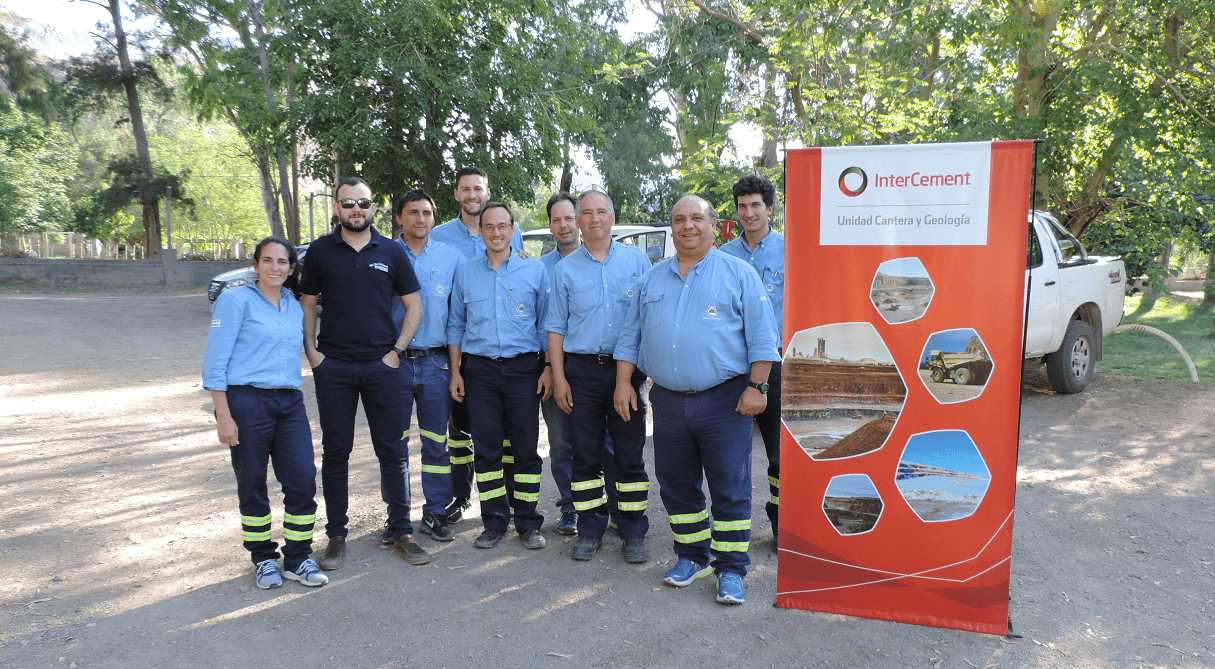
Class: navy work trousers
464,353,543,534
753,361,781,529
541,392,618,515
226,385,316,572
567,355,648,540
651,374,753,576
313,356,411,539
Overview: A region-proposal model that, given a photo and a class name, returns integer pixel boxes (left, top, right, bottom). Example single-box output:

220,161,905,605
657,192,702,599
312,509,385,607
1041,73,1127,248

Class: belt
403,346,446,359
471,352,540,363
567,352,615,366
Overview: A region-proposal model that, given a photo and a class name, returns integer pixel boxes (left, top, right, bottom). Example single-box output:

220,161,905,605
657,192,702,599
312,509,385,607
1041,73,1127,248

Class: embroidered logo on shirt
369,262,390,273
626,288,634,298
211,318,221,328
706,305,718,317
766,283,775,293
516,304,526,316
435,285,445,294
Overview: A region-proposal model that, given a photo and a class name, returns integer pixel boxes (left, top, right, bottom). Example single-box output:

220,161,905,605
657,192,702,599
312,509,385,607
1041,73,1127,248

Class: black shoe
420,512,454,542
380,519,395,545
520,529,546,550
571,535,602,561
392,535,431,565
317,536,346,570
556,511,578,536
447,497,471,524
622,537,650,563
474,529,503,549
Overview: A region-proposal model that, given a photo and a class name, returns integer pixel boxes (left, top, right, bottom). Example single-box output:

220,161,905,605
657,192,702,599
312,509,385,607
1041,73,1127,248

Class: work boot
317,536,346,571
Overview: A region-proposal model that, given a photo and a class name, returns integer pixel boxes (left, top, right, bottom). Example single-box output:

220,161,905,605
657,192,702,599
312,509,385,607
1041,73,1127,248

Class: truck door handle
1043,280,1056,286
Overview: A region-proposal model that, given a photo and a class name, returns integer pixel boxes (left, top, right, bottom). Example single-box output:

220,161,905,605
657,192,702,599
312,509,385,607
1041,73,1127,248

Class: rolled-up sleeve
741,267,781,365
446,267,467,348
536,266,551,351
613,279,644,365
544,266,570,337
201,293,242,391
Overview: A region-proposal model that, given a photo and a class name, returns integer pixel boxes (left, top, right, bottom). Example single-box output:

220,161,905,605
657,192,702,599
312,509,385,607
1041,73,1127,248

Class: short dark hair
546,192,577,220
394,190,436,216
478,201,514,226
455,167,487,185
732,174,775,209
253,236,297,266
576,190,614,213
334,176,371,200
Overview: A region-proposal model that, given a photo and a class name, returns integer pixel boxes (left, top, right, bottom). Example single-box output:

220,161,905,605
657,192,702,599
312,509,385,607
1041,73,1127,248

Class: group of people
201,168,786,605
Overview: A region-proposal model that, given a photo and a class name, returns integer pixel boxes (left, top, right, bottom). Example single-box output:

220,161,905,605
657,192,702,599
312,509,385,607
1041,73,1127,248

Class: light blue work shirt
545,242,651,355
202,284,304,391
392,237,463,349
448,253,551,358
615,247,780,392
539,247,571,276
720,228,785,341
430,217,524,261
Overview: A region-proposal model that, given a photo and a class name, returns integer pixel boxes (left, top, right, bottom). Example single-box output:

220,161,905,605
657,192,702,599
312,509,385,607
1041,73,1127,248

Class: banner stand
1007,137,1044,640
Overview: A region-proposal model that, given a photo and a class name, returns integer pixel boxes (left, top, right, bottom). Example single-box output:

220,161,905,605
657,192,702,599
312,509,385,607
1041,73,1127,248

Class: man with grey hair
613,194,779,604
546,190,651,562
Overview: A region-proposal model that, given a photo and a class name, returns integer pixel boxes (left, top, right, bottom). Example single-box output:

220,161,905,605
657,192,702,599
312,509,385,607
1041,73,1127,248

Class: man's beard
341,216,371,232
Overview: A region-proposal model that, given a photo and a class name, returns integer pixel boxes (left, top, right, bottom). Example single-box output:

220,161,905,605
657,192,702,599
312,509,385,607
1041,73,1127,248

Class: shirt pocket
507,284,537,321
464,286,492,329
639,291,663,334
570,278,600,313
761,264,783,295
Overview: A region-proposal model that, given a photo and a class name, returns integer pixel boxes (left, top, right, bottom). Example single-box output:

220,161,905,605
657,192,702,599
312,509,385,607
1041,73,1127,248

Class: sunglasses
339,198,375,210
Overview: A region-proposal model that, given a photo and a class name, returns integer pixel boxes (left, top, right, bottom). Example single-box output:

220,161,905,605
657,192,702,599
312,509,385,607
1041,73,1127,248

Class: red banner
777,141,1035,635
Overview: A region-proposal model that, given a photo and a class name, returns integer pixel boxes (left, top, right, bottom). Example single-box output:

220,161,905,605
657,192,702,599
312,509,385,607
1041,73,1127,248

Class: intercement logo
838,167,868,197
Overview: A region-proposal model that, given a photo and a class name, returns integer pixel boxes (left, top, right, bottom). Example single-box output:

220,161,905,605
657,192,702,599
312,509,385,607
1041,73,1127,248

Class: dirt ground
1,287,1212,669
918,370,985,403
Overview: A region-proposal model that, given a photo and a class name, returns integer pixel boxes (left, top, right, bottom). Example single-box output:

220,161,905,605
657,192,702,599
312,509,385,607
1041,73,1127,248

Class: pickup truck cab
1024,211,1126,393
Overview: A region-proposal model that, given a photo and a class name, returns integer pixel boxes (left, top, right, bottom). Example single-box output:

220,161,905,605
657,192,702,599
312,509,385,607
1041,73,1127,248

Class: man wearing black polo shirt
300,177,428,570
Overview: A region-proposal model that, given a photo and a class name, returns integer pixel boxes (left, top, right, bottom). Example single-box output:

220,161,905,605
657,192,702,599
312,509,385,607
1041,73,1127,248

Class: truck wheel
931,368,944,383
1045,320,1095,394
954,367,972,385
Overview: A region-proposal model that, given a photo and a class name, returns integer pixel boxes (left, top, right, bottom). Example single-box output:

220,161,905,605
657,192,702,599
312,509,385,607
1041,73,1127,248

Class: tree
0,98,74,235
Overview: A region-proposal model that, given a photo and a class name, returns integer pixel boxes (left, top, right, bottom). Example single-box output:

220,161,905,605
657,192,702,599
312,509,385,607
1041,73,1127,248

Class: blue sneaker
254,559,282,590
663,558,712,587
284,558,328,587
716,572,745,604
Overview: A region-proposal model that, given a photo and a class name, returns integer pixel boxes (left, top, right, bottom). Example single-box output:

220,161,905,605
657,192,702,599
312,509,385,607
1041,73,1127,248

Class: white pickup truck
1024,211,1126,394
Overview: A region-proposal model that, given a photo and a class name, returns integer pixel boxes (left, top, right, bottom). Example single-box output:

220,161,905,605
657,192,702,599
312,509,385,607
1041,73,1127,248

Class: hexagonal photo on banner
870,257,934,325
917,328,994,404
895,430,991,522
781,322,906,460
823,474,884,535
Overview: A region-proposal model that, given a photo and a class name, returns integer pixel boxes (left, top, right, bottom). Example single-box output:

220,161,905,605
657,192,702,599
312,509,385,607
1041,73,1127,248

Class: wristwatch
747,381,769,394
393,347,407,360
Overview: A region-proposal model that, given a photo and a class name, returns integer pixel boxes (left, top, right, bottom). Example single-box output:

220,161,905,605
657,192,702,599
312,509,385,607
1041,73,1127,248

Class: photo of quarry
870,257,934,324
782,323,906,460
822,474,884,534
895,430,992,522
918,328,992,404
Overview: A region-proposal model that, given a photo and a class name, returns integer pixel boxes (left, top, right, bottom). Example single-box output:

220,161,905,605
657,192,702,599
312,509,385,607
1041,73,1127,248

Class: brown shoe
393,535,431,565
317,536,346,571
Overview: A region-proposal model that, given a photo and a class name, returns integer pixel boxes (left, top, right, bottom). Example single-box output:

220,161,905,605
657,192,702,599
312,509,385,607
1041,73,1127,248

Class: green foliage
1102,294,1214,384
0,99,74,234
0,17,61,120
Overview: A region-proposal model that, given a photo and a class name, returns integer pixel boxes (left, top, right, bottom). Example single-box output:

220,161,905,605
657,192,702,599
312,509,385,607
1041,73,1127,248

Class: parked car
521,224,675,265
207,244,310,304
1023,211,1126,394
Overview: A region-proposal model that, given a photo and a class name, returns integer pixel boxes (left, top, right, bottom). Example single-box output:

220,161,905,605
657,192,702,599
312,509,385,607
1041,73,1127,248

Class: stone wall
0,253,247,287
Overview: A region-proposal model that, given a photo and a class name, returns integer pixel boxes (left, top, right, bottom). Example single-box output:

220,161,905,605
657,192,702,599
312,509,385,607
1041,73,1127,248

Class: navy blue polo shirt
300,226,421,362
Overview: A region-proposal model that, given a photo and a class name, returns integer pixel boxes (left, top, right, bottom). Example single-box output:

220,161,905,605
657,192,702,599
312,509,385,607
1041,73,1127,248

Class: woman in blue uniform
202,237,326,589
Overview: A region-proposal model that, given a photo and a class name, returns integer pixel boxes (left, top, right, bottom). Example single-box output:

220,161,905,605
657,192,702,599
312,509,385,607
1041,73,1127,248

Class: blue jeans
226,386,316,572
651,375,753,576
383,353,453,518
566,355,648,540
313,356,412,539
463,353,544,534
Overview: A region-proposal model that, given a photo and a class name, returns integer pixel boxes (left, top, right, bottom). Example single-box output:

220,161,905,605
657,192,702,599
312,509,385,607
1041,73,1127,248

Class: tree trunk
1205,248,1214,304
247,0,298,243
254,150,286,239
108,0,160,260
759,67,778,169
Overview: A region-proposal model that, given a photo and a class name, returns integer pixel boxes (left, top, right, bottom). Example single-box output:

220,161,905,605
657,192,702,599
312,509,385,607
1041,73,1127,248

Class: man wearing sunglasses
300,177,429,570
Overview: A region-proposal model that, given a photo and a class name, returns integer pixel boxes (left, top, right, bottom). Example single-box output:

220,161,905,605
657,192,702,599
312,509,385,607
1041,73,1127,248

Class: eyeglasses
339,198,374,210
481,223,514,232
